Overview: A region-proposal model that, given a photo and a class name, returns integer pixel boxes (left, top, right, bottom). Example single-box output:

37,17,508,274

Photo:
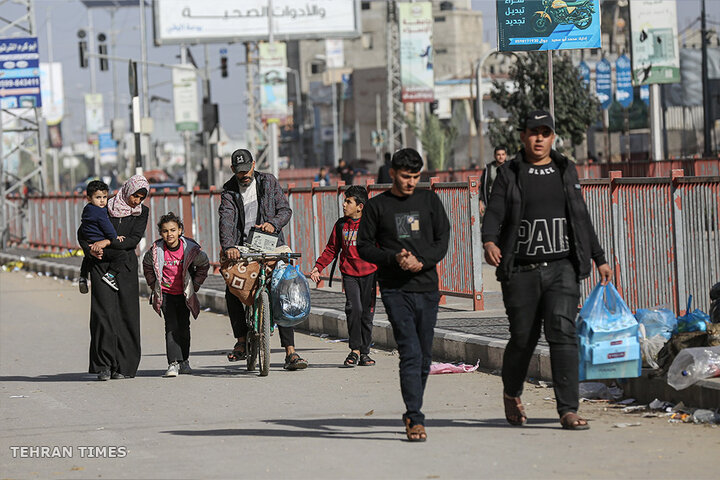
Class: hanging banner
98,128,118,164
578,60,590,87
398,2,434,103
595,58,612,110
640,84,650,105
0,37,41,109
39,63,63,125
84,93,104,139
259,42,288,124
616,54,634,108
629,0,680,84
172,65,199,131
325,38,344,69
496,0,601,52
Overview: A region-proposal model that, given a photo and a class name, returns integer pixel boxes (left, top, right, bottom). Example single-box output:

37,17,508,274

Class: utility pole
267,0,279,178
139,0,153,169
701,0,713,157
386,1,404,153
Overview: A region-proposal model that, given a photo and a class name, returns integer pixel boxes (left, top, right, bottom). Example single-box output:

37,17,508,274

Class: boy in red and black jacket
310,186,378,367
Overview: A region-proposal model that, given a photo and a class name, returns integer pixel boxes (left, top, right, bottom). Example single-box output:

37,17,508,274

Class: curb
2,251,719,409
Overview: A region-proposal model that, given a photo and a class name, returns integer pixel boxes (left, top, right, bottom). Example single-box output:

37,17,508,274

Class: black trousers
80,246,128,278
162,293,191,364
500,258,581,417
381,289,440,427
342,273,376,354
225,286,295,348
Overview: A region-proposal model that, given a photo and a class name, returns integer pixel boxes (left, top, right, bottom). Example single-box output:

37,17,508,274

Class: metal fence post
671,168,686,314
311,182,321,267
467,175,484,310
609,170,623,291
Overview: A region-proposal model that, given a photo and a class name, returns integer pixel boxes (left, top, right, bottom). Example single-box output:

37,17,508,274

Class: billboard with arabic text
398,2,434,103
153,0,360,45
496,0,601,52
629,0,680,84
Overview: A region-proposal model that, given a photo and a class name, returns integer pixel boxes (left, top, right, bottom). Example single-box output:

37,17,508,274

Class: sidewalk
1,246,718,409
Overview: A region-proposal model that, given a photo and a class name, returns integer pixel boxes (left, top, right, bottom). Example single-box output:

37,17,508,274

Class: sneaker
79,277,89,294
102,273,119,291
97,369,111,381
111,371,126,379
179,360,192,374
164,362,179,377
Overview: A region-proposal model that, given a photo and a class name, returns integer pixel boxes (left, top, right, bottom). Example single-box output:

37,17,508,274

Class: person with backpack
310,186,378,367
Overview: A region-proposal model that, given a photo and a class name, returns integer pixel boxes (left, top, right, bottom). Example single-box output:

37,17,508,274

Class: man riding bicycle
219,149,308,370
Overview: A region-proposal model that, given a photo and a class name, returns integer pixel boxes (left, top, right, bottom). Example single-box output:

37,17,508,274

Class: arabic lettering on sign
0,39,39,55
505,7,526,16
504,0,526,4
505,18,526,25
180,4,327,20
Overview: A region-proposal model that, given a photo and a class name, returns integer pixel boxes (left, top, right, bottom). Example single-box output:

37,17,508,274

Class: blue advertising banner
616,54,633,108
98,129,117,164
496,0,601,52
595,58,612,110
0,37,42,109
640,84,650,105
578,60,590,87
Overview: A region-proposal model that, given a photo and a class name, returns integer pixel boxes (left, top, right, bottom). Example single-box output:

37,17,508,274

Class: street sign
595,58,612,110
0,37,41,108
616,54,633,108
172,65,199,131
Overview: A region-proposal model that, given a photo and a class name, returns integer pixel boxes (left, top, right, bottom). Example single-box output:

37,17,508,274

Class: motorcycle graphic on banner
497,0,601,52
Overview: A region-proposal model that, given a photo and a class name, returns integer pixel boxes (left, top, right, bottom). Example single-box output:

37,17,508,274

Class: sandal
358,353,375,366
227,341,247,362
560,412,590,430
503,393,527,426
284,353,308,371
343,352,359,367
404,418,427,442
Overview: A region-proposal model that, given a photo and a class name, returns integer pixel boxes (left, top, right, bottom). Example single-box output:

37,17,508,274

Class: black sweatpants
225,286,295,347
342,273,376,354
162,293,191,364
500,258,581,417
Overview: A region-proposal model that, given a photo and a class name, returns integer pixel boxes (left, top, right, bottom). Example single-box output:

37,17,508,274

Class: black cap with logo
231,149,254,172
520,110,555,132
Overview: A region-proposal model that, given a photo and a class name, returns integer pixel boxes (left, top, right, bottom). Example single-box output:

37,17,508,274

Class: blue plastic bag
675,295,710,334
271,264,311,327
577,282,641,380
635,308,677,340
578,282,638,343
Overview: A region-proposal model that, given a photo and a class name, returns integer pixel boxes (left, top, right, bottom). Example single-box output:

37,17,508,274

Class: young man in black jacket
482,111,612,430
357,148,450,442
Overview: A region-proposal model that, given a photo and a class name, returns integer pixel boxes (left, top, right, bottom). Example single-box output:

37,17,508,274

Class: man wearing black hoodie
358,148,450,442
482,111,612,431
218,149,308,371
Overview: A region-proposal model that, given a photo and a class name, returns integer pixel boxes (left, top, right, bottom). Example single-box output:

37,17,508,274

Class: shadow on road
162,416,559,441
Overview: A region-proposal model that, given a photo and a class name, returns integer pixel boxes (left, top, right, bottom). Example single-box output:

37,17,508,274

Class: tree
488,52,600,153
407,111,458,171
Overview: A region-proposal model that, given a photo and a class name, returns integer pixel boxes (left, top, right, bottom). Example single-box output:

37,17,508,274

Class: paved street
1,271,719,480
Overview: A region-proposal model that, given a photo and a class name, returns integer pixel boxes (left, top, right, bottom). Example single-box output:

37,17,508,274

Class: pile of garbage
636,282,720,390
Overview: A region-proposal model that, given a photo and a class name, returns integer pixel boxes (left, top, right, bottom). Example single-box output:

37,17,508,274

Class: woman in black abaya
80,175,150,380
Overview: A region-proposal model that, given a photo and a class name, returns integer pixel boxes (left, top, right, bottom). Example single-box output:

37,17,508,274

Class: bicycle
236,249,301,377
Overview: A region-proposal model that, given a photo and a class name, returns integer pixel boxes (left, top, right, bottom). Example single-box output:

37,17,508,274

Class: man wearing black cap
219,148,308,370
481,110,612,430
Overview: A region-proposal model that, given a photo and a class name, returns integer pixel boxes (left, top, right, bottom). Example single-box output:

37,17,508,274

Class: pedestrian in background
479,145,507,215
79,175,150,381
311,186,378,368
219,149,308,371
377,152,392,184
336,158,355,185
481,111,612,430
314,166,331,186
143,212,210,377
358,148,450,442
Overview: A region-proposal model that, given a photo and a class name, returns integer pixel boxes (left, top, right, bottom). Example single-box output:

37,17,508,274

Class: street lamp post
285,67,305,167
474,48,497,168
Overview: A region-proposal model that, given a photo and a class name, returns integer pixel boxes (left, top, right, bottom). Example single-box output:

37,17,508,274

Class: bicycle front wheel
258,290,271,377
246,307,258,372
